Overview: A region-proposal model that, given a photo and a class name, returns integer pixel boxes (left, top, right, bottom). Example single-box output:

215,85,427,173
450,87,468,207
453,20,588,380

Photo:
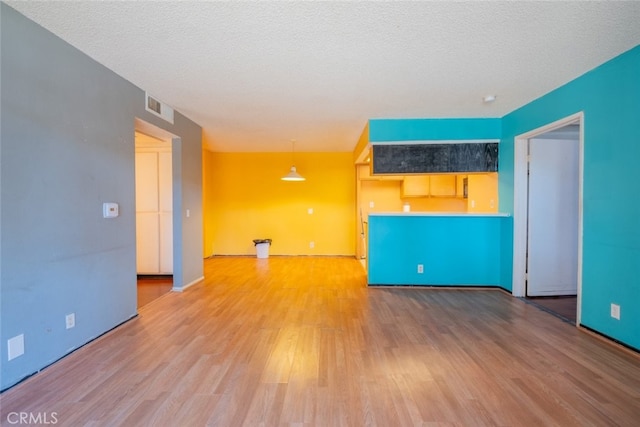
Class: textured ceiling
6,1,640,152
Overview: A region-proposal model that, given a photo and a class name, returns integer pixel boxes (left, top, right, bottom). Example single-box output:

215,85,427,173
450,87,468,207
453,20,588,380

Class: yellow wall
401,196,469,212
203,151,356,256
467,173,498,213
202,149,216,257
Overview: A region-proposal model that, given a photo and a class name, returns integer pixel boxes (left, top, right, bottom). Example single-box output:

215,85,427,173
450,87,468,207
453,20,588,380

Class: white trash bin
253,239,272,259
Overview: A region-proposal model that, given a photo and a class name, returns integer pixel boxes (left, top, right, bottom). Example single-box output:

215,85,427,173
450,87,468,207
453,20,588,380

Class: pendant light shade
281,140,305,181
281,166,305,181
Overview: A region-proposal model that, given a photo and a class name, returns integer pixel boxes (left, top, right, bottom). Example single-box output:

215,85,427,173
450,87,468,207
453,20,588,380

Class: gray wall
1,4,203,390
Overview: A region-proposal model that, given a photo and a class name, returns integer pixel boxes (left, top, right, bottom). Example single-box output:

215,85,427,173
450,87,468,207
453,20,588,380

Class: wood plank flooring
137,275,173,308
526,296,577,324
1,256,639,426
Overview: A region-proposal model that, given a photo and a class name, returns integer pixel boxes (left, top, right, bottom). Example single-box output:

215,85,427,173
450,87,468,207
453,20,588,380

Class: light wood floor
526,295,577,324
2,257,639,426
137,275,173,308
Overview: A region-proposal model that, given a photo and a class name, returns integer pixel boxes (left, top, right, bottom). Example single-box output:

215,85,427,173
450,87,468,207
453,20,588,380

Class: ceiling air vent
145,92,174,124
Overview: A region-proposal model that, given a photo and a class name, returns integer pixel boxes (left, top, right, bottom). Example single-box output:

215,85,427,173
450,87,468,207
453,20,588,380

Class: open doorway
512,113,583,325
134,122,175,307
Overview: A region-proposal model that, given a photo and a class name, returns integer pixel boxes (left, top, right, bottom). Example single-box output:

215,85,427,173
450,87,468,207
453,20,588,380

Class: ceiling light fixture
281,140,305,181
483,95,496,103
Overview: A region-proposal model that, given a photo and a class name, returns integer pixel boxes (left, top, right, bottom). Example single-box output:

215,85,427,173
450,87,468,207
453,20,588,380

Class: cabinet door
158,151,173,212
136,212,160,274
159,212,173,273
401,176,430,197
136,149,173,274
135,152,159,212
429,175,457,197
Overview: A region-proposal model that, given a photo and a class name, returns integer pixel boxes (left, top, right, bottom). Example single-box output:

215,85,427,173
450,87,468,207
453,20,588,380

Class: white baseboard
172,276,204,292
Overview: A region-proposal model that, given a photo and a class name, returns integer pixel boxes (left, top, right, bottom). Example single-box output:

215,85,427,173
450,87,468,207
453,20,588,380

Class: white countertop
368,212,511,217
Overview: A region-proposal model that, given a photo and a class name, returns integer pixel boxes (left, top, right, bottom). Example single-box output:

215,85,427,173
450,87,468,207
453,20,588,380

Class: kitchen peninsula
367,212,512,289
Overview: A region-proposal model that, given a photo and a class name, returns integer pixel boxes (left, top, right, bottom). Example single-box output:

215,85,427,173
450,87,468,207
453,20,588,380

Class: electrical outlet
310,241,315,249
66,313,75,329
308,208,313,215
417,264,424,274
8,334,24,361
369,201,375,208
611,303,620,320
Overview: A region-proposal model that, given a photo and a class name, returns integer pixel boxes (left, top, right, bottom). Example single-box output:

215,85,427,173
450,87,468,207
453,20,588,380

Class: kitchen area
354,118,513,289
355,143,512,289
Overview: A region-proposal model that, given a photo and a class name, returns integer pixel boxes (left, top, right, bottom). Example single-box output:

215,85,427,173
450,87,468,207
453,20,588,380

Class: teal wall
499,45,640,350
369,118,501,142
368,214,510,288
366,46,639,351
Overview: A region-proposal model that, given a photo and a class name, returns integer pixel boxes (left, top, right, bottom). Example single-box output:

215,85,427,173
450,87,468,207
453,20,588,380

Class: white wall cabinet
135,147,173,274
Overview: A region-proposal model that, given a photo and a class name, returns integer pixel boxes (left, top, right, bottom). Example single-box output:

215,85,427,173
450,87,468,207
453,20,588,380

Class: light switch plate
103,202,119,218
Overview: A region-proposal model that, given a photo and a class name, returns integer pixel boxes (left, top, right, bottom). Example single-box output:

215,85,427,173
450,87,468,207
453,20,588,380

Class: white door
527,137,579,296
135,148,173,274
136,152,160,273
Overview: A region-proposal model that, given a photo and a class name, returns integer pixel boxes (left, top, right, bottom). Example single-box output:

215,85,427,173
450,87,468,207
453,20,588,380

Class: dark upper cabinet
372,142,498,174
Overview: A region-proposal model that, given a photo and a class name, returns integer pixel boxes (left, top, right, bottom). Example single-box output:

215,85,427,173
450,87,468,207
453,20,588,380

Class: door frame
134,118,181,288
512,112,584,324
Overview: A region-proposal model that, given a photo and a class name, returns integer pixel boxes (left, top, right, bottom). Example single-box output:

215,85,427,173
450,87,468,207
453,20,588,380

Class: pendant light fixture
281,140,305,181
